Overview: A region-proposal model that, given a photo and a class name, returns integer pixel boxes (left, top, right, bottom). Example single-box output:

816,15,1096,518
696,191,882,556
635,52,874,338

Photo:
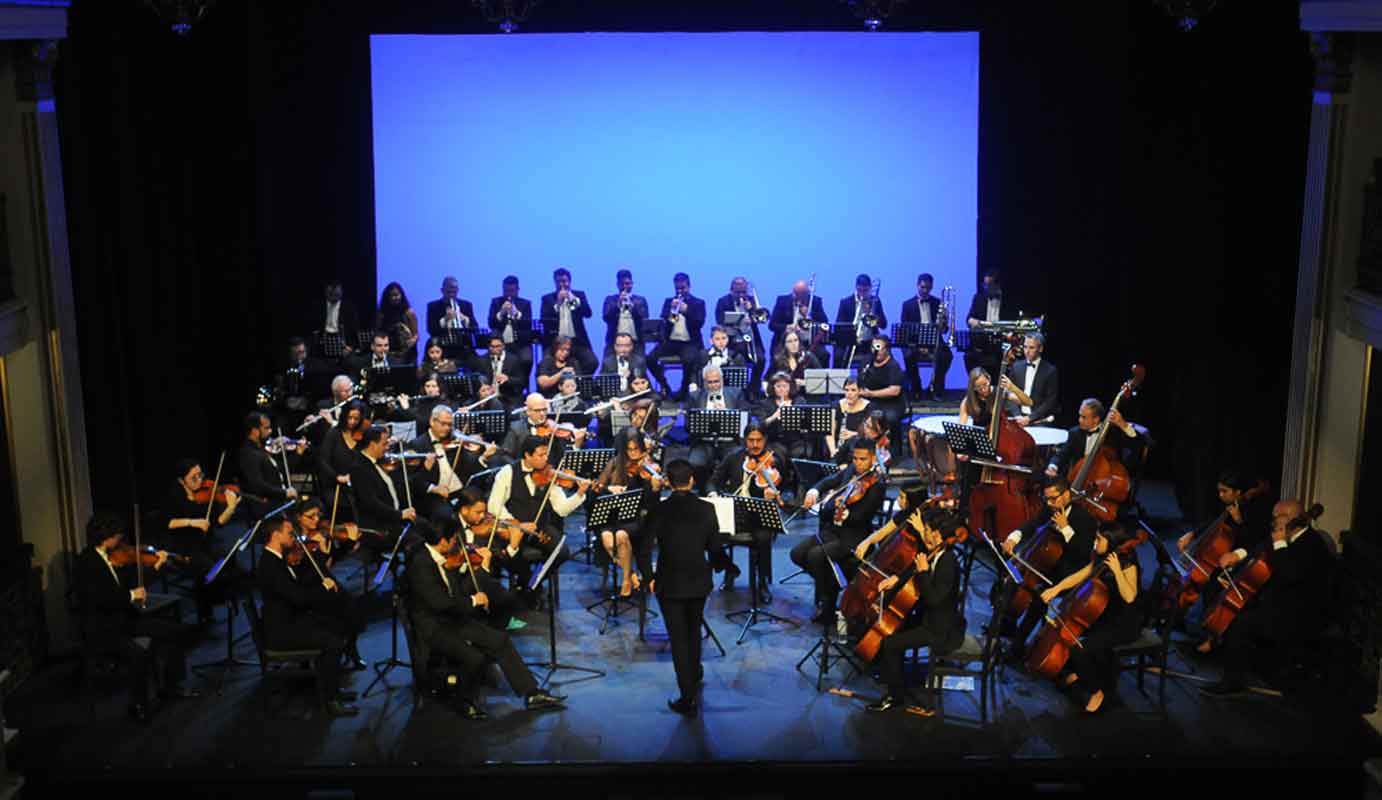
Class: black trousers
1065,614,1141,697
729,528,776,583
308,584,366,655
512,533,572,595
905,344,954,394
788,524,862,613
876,624,958,698
428,618,538,699
993,580,1050,653
120,617,195,705
267,622,345,708
657,594,707,700
647,340,703,398
1217,605,1292,688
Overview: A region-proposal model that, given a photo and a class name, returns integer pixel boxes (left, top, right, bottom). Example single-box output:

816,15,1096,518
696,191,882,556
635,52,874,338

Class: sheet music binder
891,322,941,349
587,489,646,530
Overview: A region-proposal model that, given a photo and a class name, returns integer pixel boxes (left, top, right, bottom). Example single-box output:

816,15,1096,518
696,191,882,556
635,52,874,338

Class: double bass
1066,365,1145,522
1200,503,1324,640
1164,480,1270,612
968,337,1040,542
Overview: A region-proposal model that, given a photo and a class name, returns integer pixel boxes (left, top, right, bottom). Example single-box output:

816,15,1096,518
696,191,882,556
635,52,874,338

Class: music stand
778,461,840,584
803,368,852,397
433,327,474,361
357,330,380,353
559,447,615,563
686,409,746,443
526,534,606,688
724,496,796,643
315,331,347,360
453,409,508,439
584,490,651,634
942,421,1033,476
591,373,624,400
363,523,415,697
891,323,941,350
436,372,475,402
721,365,749,390
778,405,833,437
794,528,861,691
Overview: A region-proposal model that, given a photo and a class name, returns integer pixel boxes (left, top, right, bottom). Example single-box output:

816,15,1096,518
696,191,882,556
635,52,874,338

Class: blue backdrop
371,31,977,384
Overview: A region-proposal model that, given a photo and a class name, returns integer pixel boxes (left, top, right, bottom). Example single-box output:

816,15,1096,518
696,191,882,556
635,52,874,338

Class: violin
744,449,782,492
833,467,881,526
532,465,583,490
190,478,240,507
443,542,487,572
109,543,190,569
471,512,524,545
1165,480,1270,612
265,436,308,455
1200,503,1325,640
626,455,663,483
533,420,581,440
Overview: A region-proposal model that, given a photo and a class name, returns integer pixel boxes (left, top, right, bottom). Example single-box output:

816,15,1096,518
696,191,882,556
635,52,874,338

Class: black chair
1110,561,1177,718
241,596,323,715
396,594,467,713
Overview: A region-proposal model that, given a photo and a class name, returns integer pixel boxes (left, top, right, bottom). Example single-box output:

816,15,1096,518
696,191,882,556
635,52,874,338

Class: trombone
861,277,881,329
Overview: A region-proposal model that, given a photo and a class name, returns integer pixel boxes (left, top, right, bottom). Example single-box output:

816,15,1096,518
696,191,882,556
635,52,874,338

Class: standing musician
601,269,651,358
238,411,303,516
636,459,733,716
502,392,588,466
407,518,567,719
685,365,746,488
346,425,417,550
535,335,580,398
487,436,586,603
709,423,792,600
599,332,650,395
834,273,888,369
964,270,1016,377
715,277,767,398
316,399,369,498
471,333,527,413
255,516,357,717
318,281,361,359
770,329,822,394
425,275,478,338
757,371,816,461
418,339,460,379
1199,499,1332,697
450,490,527,630
376,282,420,366
164,458,243,624
77,512,199,724
852,498,966,712
1004,333,1059,427
487,275,534,379
995,476,1098,663
539,267,599,376
901,273,954,402
857,334,907,435
790,440,888,623
593,433,666,598
1045,398,1139,479
1036,520,1143,714
648,272,706,402
769,280,830,367
407,404,499,518
826,377,871,460
293,499,368,671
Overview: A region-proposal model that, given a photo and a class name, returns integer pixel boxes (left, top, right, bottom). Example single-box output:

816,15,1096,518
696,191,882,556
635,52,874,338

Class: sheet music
702,496,736,535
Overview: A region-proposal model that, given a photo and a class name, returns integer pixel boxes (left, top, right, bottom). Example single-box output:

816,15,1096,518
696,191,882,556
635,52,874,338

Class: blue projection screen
371,32,977,383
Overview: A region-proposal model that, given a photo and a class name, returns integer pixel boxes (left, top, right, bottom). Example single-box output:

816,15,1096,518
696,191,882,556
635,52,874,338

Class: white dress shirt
986,297,1001,322
1021,358,1040,415
425,433,464,495
488,464,584,523
918,298,932,325
446,298,471,329
558,296,577,338
670,312,690,342
617,306,637,340
364,452,401,509
325,300,340,333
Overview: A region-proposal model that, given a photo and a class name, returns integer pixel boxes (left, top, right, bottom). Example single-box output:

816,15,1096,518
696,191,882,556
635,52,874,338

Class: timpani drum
910,415,960,486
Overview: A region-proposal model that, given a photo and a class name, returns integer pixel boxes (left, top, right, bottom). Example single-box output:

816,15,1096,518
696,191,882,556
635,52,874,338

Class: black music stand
437,372,477,402
891,322,941,350
686,409,745,443
363,523,415,697
779,405,833,438
591,373,624,400
572,374,606,400
721,365,750,390
315,331,347,360
584,490,657,635
434,327,475,361
453,409,508,439
942,421,1033,478
356,330,380,353
724,496,796,643
558,448,615,563
794,532,861,691
526,534,606,688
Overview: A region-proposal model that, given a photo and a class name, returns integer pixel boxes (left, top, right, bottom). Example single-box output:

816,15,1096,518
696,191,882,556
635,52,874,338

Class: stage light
143,0,216,37
472,0,540,34
841,0,909,31
1152,0,1220,32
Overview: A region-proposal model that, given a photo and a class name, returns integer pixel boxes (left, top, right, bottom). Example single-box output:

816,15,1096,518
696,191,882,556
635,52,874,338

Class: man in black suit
470,333,527,412
684,365,746,489
425,275,479,338
237,411,303,517
635,459,731,715
1004,333,1059,426
487,274,534,381
347,425,418,547
76,512,199,723
964,270,1017,377
317,281,361,358
769,280,831,366
539,267,599,376
647,272,706,401
601,268,651,358
406,518,565,718
695,326,745,392
598,332,650,396
900,273,954,401
1044,398,1139,480
708,423,794,599
256,516,358,717
407,404,501,519
1201,499,1332,696
715,277,767,399
502,392,588,467
995,476,1098,661
833,273,888,369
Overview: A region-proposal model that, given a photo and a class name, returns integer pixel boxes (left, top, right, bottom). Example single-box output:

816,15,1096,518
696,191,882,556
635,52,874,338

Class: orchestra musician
769,329,821,394
1037,520,1144,713
535,335,580,398
164,458,243,624
757,371,816,461
450,490,527,630
1004,333,1059,427
601,269,651,357
238,411,303,516
606,392,660,455
599,332,650,395
852,498,966,712
487,436,586,604
1045,398,1139,478
539,267,599,376
471,333,527,412
77,511,199,724
318,280,360,358
856,334,907,435
964,270,1015,377
402,373,446,432
1198,499,1332,697
306,374,358,434
502,393,588,466
594,433,666,598
376,282,420,366
714,278,766,398
425,275,477,338
693,326,745,393
351,333,412,400
293,499,368,671
549,374,587,416
488,275,535,379
901,273,954,402
346,424,417,549
834,274,888,369
836,411,890,470
685,365,746,487
957,367,994,427
407,404,500,518
769,281,830,368
709,423,792,600
255,515,357,717
406,517,566,719
790,440,887,623
826,377,871,460
272,337,318,427
316,399,369,497
417,338,459,379
647,272,706,402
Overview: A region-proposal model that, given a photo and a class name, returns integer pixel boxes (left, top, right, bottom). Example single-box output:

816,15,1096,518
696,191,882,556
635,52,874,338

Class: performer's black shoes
865,695,900,712
525,690,567,710
668,697,698,716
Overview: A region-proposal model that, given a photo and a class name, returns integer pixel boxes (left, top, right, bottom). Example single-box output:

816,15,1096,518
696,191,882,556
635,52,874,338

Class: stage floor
6,481,1378,794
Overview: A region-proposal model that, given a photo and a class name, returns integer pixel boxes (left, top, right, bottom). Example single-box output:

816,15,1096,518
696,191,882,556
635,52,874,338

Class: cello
968,337,1040,542
1200,503,1324,640
1066,365,1145,522
1164,480,1270,612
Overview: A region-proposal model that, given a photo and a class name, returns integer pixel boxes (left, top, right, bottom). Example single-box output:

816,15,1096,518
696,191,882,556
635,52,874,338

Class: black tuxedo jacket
500,417,576,466
769,294,829,353
601,293,652,347
486,296,535,345
76,547,138,652
834,294,888,345
317,300,361,349
637,491,729,600
656,294,707,349
686,386,745,411
1048,425,1135,478
238,441,290,506
709,442,794,497
425,297,479,338
714,293,765,351
966,292,1017,326
405,432,486,497
469,350,527,404
1014,502,1099,580
811,465,887,538
349,455,409,531
405,547,480,643
1005,358,1059,422
598,351,649,383
1253,527,1333,634
538,289,594,348
900,295,949,347
907,546,965,644
255,548,324,648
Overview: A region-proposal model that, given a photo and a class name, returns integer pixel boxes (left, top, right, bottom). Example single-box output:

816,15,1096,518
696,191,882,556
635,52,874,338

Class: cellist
1036,520,1143,714
1043,398,1140,479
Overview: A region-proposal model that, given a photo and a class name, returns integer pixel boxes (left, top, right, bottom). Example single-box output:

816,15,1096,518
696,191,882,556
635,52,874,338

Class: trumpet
498,298,522,321
668,291,686,324
557,289,580,311
860,277,881,329
619,290,633,311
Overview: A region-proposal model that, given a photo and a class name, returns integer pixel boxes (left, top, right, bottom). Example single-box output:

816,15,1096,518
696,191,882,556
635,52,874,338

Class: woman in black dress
758,371,816,460
594,433,666,597
535,335,579,397
827,377,871,459
164,458,243,622
770,329,820,395
376,281,420,365
316,400,370,502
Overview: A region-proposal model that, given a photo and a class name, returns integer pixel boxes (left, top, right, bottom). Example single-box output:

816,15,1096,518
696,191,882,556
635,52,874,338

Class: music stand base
526,567,605,689
796,627,862,692
724,547,796,643
190,593,258,695
362,560,409,699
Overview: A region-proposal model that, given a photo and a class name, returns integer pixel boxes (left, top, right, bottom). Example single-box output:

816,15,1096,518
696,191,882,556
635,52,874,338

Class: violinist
826,377,870,459
488,275,535,378
293,501,368,671
407,404,500,514
790,440,887,623
472,333,526,412
164,458,243,624
256,516,358,717
857,334,906,434
648,272,706,401
535,335,579,397
425,275,477,337
346,425,417,550
769,280,829,366
539,267,599,376
594,433,666,597
856,502,966,713
757,371,815,460
714,277,766,399
1003,333,1059,427
1037,521,1143,714
901,273,953,402
995,477,1098,664
406,517,566,718
769,329,821,394
601,269,651,357
502,392,588,466
599,332,649,395
709,423,792,599
417,338,459,379
487,436,587,604
1044,398,1139,478
316,399,369,497
77,512,199,724
238,411,302,516
1198,499,1332,697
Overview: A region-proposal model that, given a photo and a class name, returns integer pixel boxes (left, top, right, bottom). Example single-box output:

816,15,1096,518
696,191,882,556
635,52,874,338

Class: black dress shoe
525,690,567,710
336,690,359,702
668,697,698,716
324,700,360,717
455,699,488,720
345,655,368,672
1199,681,1247,698
128,703,152,725
865,695,900,712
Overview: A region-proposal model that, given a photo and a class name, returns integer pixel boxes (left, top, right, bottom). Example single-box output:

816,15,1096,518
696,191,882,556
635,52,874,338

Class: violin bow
133,502,147,608
293,531,329,583
205,450,225,523
397,438,413,512
275,427,292,493
328,483,341,551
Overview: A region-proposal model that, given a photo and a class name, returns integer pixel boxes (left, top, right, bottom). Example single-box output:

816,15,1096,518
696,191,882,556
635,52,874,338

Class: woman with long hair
957,367,994,428
770,328,821,394
594,433,665,597
376,281,420,365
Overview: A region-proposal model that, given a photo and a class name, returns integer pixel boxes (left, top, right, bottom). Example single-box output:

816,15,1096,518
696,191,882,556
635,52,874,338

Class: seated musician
316,400,369,498
708,423,792,600
536,337,579,398
350,331,410,376
403,373,446,432
956,367,994,428
448,492,527,630
405,403,486,518
685,365,746,487
826,377,870,460
1004,333,1059,427
346,425,418,553
274,336,318,424
503,392,588,465
300,374,358,444
647,271,706,402
488,436,586,605
901,273,954,402
293,500,368,670
1199,499,1332,697
418,338,459,379
425,275,478,338
833,411,891,471
237,411,303,516
834,273,887,369
317,280,360,359
963,269,1015,378
852,498,966,712
856,335,907,434
995,476,1098,663
1044,397,1139,479
690,326,744,395
406,518,566,719
256,516,358,717
472,333,527,413
164,458,243,624
608,395,660,455
1036,520,1143,713
593,433,666,597
598,332,650,394
376,282,420,365
77,512,199,724
757,371,816,461
598,373,660,448
790,440,887,623
769,328,820,395
549,374,587,415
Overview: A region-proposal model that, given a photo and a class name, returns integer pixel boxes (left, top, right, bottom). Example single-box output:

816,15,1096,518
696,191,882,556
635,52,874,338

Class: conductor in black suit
647,272,707,401
769,280,831,367
256,516,358,717
964,270,1017,377
425,275,479,338
636,459,731,715
901,273,954,401
1003,333,1059,426
539,267,599,376
715,277,767,399
488,274,534,379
